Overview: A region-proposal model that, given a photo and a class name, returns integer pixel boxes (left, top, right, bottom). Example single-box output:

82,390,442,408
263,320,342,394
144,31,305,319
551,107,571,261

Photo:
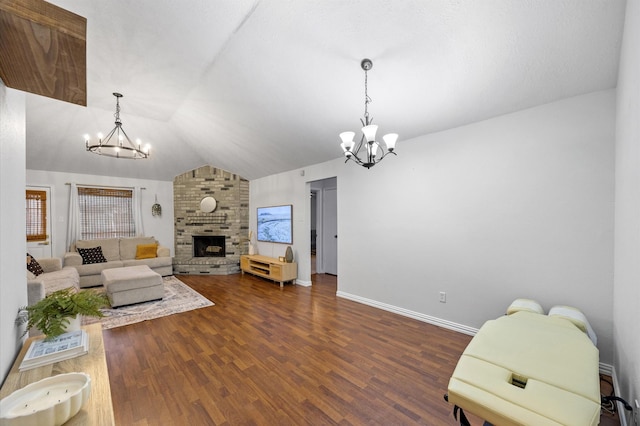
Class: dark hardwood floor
103,273,617,425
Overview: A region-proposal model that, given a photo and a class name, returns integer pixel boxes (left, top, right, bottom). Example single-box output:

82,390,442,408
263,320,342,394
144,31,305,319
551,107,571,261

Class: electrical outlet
439,292,446,303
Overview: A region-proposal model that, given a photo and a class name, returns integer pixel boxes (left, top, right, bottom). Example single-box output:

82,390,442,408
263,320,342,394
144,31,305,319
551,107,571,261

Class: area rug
82,276,214,330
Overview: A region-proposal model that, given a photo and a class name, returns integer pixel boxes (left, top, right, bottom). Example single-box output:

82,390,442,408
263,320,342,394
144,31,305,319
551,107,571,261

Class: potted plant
23,287,109,340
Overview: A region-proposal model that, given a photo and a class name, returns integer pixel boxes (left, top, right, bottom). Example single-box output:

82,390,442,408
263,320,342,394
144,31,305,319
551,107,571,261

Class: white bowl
0,372,91,426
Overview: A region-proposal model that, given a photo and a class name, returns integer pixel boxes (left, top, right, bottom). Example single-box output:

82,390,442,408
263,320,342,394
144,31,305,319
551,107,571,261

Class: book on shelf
19,329,89,372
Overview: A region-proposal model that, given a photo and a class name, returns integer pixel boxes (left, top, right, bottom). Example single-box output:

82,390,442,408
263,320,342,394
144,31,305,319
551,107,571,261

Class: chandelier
85,93,150,159
339,59,397,169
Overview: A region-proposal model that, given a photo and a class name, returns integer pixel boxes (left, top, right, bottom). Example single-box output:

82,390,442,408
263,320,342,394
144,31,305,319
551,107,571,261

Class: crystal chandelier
339,59,398,169
85,93,150,159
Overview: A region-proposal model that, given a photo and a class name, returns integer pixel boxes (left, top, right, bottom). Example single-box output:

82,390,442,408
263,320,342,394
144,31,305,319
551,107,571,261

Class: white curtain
66,183,81,250
133,186,144,236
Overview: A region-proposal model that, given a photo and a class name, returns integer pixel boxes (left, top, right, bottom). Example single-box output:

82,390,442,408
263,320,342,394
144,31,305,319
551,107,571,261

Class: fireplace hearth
193,235,226,257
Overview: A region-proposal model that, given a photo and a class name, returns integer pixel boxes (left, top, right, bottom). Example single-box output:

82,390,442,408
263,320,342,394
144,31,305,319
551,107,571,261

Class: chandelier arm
101,126,119,145
87,146,144,159
354,135,365,154
376,151,390,162
348,151,364,165
117,126,137,149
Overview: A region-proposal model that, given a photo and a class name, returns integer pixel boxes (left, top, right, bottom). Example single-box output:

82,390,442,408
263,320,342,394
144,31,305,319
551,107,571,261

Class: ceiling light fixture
85,93,150,159
339,59,397,169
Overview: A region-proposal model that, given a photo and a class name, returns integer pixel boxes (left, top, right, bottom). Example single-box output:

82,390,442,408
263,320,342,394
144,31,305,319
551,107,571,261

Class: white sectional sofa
64,236,173,288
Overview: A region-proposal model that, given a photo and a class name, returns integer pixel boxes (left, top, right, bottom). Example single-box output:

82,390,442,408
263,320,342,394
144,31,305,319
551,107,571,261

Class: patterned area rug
82,276,214,330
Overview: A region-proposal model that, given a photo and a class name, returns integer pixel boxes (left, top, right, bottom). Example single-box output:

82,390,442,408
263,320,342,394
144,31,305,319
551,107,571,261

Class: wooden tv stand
240,254,297,287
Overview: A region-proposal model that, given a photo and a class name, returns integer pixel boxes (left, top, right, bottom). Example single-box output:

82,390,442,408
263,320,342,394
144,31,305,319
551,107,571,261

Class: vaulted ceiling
24,0,626,181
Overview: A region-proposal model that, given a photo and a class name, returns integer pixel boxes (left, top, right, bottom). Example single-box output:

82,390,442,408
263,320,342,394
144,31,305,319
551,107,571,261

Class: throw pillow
26,253,44,276
77,246,107,264
135,243,158,260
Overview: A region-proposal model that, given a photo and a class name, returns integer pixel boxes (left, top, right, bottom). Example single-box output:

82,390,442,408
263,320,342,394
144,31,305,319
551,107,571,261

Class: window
26,189,47,241
78,187,135,240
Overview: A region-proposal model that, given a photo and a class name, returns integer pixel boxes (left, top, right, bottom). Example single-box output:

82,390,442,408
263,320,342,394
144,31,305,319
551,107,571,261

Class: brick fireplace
172,166,249,275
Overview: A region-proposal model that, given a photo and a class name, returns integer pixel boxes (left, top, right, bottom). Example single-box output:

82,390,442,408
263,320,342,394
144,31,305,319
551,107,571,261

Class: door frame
321,187,337,275
309,177,337,278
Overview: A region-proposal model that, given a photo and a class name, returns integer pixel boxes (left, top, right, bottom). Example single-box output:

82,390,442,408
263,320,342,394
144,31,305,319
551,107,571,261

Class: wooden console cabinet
240,254,297,287
0,323,114,425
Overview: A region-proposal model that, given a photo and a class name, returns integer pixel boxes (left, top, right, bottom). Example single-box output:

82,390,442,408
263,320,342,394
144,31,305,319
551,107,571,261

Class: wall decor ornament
152,195,162,216
200,196,217,213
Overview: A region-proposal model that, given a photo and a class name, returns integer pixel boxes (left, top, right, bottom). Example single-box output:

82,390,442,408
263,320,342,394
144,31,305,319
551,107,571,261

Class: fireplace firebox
193,235,226,257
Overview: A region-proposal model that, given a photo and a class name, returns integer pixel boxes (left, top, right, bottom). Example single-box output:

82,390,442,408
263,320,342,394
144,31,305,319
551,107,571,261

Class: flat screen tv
257,204,293,244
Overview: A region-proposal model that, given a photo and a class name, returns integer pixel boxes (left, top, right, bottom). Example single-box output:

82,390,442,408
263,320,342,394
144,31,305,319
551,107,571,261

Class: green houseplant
24,287,109,340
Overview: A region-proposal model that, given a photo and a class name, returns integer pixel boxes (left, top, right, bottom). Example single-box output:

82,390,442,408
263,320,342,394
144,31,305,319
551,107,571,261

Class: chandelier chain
364,68,371,121
114,95,122,124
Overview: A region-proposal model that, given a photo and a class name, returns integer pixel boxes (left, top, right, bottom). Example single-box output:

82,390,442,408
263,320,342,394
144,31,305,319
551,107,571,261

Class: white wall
26,170,175,257
251,90,616,364
250,161,342,285
250,171,306,260
0,84,28,382
614,0,640,422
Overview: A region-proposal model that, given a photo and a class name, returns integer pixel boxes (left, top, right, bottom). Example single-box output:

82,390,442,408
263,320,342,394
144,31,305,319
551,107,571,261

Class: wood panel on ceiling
0,0,86,106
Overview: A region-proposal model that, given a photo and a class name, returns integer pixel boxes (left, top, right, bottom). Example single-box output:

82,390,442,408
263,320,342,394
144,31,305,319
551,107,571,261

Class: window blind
26,189,47,241
78,187,135,240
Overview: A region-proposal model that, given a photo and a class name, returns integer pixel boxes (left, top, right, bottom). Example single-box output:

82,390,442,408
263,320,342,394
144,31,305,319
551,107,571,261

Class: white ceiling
24,0,626,181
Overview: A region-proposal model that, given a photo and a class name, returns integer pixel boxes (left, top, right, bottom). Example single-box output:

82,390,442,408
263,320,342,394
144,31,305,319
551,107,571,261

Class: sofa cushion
77,246,108,264
76,238,120,261
123,257,172,269
157,245,170,257
74,260,124,276
41,267,80,295
36,257,63,273
135,243,158,259
27,266,80,306
26,253,44,276
120,237,156,260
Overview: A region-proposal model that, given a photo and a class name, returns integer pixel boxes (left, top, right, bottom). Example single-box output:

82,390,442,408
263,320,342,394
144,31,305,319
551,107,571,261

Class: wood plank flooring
103,273,616,425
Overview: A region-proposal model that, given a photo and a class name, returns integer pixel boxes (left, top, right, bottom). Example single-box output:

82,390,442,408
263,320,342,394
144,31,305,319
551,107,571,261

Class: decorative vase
248,243,256,255
64,315,82,333
285,246,293,263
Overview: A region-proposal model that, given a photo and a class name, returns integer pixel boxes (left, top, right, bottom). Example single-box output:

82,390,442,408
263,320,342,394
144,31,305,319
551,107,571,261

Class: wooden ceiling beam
0,0,86,106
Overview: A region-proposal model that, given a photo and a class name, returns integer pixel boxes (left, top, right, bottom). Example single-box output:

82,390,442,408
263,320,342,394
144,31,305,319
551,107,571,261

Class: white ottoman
102,265,163,308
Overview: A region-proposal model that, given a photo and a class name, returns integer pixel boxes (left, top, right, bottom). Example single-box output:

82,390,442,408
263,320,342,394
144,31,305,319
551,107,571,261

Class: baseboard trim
605,364,629,426
296,279,312,287
337,290,626,423
336,291,479,336
600,362,614,376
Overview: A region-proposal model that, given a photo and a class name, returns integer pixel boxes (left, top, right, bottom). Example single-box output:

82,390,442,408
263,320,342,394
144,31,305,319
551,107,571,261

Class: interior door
322,187,338,275
26,186,52,258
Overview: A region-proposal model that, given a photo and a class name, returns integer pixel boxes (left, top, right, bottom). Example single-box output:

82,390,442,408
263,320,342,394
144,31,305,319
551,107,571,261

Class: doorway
310,177,337,277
